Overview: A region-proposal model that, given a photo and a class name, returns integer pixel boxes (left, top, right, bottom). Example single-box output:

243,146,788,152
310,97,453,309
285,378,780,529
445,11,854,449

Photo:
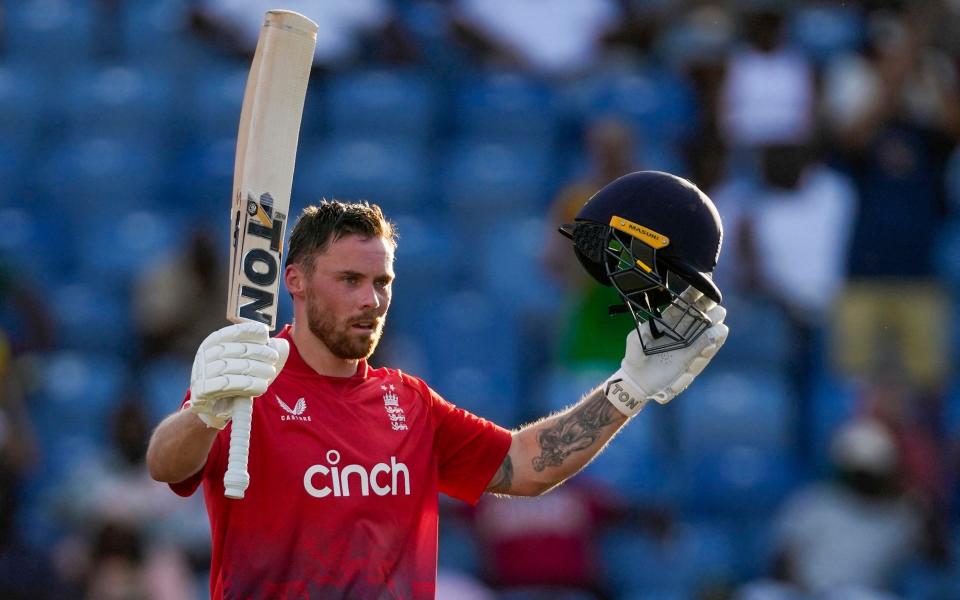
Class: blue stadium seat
601,520,736,596
0,63,44,148
5,0,96,67
438,367,520,428
142,355,191,426
576,69,697,144
808,371,860,472
947,148,960,211
75,209,183,290
49,281,136,353
712,295,793,370
477,217,564,317
420,291,521,424
60,64,175,138
37,134,166,216
389,214,457,325
790,5,865,64
120,0,192,62
935,221,960,290
326,70,438,142
440,139,552,226
454,72,558,145
29,351,128,453
541,367,610,414
167,136,237,218
0,139,26,209
683,445,799,515
0,207,74,284
585,418,680,501
677,369,794,455
188,62,249,139
295,137,430,214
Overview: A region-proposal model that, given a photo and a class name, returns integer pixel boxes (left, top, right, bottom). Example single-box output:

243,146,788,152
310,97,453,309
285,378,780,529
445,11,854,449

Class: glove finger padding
195,373,272,399
203,321,271,346
189,323,291,428
213,341,282,362
205,357,278,380
605,302,729,417
269,337,290,373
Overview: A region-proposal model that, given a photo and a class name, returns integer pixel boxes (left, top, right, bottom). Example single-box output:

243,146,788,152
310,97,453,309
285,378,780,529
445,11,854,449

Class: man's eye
343,276,358,284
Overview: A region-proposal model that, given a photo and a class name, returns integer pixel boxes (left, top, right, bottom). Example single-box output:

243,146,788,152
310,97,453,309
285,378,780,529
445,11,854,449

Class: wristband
603,369,650,418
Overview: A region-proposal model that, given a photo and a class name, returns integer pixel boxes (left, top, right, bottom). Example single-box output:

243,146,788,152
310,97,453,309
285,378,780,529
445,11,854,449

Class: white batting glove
188,322,290,429
604,291,728,417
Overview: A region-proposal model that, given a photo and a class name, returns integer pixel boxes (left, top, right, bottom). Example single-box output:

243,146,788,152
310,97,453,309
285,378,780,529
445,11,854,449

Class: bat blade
227,9,317,331
224,10,317,500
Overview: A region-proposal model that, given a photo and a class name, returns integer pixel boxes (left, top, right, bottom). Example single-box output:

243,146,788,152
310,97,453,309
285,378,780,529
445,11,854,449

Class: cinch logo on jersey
304,450,411,498
277,395,311,421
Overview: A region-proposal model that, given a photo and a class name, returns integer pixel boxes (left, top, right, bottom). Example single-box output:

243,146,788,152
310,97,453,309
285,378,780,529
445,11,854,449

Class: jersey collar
278,324,370,380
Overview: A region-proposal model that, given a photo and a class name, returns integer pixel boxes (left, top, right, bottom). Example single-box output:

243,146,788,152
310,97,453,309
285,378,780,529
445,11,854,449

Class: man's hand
604,291,728,417
188,322,290,429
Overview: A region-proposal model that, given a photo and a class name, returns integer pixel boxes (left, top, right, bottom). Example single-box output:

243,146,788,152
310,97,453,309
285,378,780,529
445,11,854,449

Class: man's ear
284,263,306,298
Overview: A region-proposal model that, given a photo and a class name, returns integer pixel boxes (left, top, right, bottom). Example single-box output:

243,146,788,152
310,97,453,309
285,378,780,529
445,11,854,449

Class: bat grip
224,397,253,499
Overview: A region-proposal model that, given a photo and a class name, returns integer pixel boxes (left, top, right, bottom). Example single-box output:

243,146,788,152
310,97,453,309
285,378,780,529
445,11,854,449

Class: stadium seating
35,134,166,217
49,281,136,353
682,445,800,516
0,62,44,148
187,62,249,139
439,137,553,226
296,136,431,214
421,290,521,425
601,519,737,597
74,209,183,290
711,295,794,370
574,68,697,145
29,351,129,452
0,207,74,284
454,71,559,145
790,4,865,64
60,63,176,139
477,217,564,317
142,355,192,426
4,0,96,68
936,221,960,290
325,69,440,143
677,369,794,454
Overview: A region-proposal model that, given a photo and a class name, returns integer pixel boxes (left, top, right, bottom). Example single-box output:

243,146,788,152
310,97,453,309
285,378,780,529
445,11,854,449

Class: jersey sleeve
168,390,228,497
423,382,512,504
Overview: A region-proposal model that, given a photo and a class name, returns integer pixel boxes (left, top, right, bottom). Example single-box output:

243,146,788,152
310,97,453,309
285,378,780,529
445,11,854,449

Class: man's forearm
146,409,219,483
503,386,628,496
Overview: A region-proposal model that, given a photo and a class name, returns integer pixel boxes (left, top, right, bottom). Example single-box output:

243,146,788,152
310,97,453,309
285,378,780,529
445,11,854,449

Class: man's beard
305,290,385,360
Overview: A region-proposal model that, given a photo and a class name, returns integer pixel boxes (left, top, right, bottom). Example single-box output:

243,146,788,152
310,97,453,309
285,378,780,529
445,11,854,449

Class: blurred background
1,0,960,598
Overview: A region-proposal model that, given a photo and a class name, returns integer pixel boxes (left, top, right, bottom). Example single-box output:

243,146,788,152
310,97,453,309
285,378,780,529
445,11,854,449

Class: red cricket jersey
170,326,512,600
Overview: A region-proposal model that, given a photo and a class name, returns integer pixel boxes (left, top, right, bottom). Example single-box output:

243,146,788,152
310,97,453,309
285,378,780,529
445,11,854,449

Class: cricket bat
224,10,317,499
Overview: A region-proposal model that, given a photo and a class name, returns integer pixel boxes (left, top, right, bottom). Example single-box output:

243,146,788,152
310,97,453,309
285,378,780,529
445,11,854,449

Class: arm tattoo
533,390,618,472
487,454,513,493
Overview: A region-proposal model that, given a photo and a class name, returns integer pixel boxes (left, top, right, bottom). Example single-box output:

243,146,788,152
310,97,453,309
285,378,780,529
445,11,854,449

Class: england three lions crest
381,385,407,431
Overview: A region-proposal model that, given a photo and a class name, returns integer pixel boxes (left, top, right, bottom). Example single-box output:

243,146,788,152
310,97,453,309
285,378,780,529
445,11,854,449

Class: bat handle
224,397,254,499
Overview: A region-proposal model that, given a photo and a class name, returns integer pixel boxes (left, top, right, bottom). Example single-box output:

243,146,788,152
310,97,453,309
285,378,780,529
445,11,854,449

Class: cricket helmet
559,171,723,354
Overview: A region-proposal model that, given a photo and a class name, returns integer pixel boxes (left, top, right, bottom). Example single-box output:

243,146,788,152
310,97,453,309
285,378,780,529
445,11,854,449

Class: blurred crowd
2,0,960,598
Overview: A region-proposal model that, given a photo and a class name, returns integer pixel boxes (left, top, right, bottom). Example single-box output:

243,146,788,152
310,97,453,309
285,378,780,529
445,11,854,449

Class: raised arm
488,300,728,497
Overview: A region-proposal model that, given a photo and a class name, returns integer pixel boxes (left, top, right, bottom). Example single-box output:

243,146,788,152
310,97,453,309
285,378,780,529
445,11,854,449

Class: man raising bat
147,172,729,599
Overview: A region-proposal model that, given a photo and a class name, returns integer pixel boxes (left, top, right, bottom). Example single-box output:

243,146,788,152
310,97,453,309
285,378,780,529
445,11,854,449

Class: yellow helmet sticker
609,216,670,249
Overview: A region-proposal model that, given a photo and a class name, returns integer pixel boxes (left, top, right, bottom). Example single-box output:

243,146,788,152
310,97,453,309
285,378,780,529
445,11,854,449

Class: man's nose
358,283,381,310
